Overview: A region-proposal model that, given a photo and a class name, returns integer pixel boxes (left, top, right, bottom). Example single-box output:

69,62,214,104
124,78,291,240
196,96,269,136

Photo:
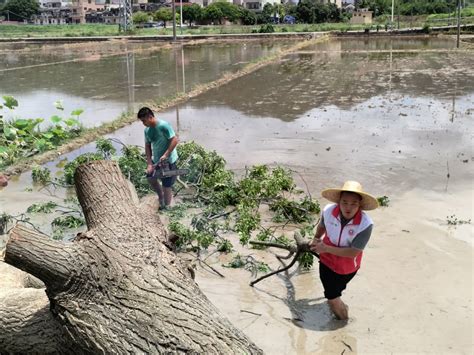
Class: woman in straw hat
310,181,378,320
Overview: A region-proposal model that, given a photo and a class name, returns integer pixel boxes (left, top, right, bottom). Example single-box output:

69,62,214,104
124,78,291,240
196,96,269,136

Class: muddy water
0,40,293,128
1,37,473,354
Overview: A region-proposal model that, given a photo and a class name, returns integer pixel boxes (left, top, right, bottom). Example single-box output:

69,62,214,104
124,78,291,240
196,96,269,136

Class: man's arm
159,136,179,162
145,143,154,174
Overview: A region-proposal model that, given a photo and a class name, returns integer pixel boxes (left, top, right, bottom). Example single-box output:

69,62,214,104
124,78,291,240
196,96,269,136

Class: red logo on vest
349,229,355,236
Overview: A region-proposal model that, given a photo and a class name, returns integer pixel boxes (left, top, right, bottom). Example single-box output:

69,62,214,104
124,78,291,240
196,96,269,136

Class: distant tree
239,7,257,25
1,0,39,21
202,3,224,24
182,3,202,26
356,0,391,16
295,0,313,23
132,11,150,25
216,2,241,22
326,2,342,22
261,3,274,23
284,3,298,18
356,0,457,16
295,0,343,23
154,7,173,28
274,4,286,22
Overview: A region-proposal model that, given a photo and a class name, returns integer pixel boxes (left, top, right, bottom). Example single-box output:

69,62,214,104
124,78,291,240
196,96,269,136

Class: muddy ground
1,36,473,354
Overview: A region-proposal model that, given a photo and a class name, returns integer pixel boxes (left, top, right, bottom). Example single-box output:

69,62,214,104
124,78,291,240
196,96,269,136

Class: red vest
319,204,373,275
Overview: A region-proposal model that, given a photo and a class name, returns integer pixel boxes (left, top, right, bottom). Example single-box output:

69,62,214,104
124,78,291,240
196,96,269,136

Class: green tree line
356,0,470,17
2,0,473,25
133,2,344,26
133,1,474,27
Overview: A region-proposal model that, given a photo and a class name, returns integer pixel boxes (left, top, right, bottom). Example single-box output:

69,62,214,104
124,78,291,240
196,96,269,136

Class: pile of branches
5,139,322,274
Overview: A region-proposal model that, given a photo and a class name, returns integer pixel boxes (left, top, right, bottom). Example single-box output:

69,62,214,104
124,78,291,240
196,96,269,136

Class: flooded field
0,39,293,128
1,36,473,354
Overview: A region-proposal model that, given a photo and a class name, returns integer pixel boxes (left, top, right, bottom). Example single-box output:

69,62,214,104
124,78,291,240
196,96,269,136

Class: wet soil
1,36,473,354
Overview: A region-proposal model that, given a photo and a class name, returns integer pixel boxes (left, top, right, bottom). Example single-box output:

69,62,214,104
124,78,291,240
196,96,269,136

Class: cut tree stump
1,160,262,354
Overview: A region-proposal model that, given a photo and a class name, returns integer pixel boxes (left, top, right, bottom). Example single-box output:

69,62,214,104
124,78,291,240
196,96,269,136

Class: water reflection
126,50,135,111
1,38,472,218
189,38,473,121
0,40,291,127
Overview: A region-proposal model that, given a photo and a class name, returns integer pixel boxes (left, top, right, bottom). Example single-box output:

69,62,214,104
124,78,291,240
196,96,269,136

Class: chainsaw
148,161,189,179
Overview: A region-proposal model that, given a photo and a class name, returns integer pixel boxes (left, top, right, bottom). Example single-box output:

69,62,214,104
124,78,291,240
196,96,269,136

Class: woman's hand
309,239,327,254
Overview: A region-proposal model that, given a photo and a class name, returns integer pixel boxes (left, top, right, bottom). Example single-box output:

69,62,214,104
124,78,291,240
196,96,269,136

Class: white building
350,8,373,24
241,0,280,12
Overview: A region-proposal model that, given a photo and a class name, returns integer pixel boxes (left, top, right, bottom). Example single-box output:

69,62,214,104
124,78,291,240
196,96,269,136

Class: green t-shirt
144,120,178,164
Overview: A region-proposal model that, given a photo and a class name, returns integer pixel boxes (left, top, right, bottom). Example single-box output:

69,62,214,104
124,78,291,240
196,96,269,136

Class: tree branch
249,232,318,287
5,224,77,291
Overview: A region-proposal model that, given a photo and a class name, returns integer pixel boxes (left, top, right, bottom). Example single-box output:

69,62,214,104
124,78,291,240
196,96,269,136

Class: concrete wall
350,11,373,25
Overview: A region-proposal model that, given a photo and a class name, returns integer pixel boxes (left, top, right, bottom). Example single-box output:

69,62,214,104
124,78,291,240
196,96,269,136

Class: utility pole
397,2,400,30
391,0,394,29
179,0,183,35
456,0,461,48
120,0,132,32
172,0,177,42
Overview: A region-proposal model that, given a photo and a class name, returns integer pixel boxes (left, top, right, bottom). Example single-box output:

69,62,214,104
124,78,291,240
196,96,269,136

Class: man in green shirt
138,107,179,210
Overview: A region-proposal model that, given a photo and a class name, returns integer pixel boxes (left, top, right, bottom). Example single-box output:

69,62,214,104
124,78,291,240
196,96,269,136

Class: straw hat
321,181,379,210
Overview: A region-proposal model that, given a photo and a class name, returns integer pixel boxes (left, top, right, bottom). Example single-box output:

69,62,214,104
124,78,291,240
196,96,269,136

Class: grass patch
0,24,121,38
427,7,474,20
0,22,369,39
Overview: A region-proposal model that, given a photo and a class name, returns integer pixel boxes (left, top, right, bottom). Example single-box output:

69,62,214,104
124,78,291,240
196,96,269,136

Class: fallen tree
1,160,262,354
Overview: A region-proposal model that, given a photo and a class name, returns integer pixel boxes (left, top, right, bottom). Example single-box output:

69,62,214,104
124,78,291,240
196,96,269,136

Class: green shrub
259,24,275,33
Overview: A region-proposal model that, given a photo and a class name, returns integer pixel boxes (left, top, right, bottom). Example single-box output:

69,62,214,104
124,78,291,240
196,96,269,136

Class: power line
4,9,31,20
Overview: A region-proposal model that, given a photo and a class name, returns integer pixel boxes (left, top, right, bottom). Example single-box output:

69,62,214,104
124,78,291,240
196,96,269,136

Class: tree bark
2,160,262,354
0,261,62,353
0,288,64,353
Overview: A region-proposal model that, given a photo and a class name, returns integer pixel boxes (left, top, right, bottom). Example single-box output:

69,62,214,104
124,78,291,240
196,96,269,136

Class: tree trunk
2,160,262,354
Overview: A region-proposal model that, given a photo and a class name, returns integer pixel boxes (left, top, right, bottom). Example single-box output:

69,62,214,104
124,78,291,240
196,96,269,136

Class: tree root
249,232,318,287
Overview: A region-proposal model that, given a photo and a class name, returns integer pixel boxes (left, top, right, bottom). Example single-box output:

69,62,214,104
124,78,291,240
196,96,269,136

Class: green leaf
3,96,18,110
41,132,54,139
52,215,85,229
50,115,62,124
12,119,30,129
64,118,79,127
0,146,8,154
3,126,17,140
52,127,64,136
34,138,49,152
71,109,84,117
27,201,58,213
31,166,51,184
54,100,64,111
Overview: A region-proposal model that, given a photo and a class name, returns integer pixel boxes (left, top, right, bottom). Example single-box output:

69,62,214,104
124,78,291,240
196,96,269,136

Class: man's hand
309,239,327,254
146,164,154,175
159,154,168,163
